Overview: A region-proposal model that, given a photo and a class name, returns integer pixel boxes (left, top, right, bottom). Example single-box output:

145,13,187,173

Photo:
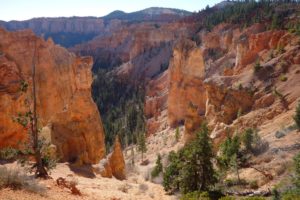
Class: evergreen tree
138,133,147,162
294,101,300,131
151,154,163,178
163,124,216,193
242,128,254,152
179,123,216,193
219,134,241,182
163,151,181,192
175,127,180,142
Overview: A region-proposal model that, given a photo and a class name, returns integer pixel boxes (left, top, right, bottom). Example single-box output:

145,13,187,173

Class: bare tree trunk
32,41,48,178
236,164,241,183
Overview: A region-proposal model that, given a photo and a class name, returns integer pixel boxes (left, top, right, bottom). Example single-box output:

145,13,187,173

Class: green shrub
219,196,236,200
0,147,19,161
224,178,248,187
277,45,285,54
249,180,259,189
254,60,262,73
0,166,46,194
293,152,300,189
151,154,163,178
180,191,224,200
238,83,243,91
294,101,300,131
281,192,300,200
242,128,268,155
280,75,288,82
180,191,210,200
175,127,180,142
243,197,266,200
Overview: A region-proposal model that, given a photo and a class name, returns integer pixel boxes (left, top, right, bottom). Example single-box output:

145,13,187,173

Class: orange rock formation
0,28,105,164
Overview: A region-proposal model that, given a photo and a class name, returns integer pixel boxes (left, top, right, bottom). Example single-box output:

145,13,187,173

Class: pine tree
151,154,163,178
242,128,254,152
138,133,147,162
219,134,241,182
179,123,216,193
294,101,300,131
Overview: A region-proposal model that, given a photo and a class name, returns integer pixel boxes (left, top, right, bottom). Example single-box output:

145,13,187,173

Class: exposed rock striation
0,28,105,164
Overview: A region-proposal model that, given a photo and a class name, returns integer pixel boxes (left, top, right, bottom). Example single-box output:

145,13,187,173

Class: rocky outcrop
145,71,169,135
108,136,126,180
0,28,105,164
204,76,255,126
167,39,206,138
93,136,125,180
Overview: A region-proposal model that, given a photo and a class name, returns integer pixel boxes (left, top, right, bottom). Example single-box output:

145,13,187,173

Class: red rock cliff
0,28,105,164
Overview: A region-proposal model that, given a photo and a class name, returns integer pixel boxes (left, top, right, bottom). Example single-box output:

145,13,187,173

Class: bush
293,152,300,189
180,191,223,200
294,101,300,131
277,45,285,55
0,147,19,161
249,180,259,189
180,191,210,200
281,193,300,200
243,197,266,200
0,166,46,194
254,60,262,73
241,128,268,155
175,127,180,142
280,75,288,82
224,178,248,187
219,196,236,200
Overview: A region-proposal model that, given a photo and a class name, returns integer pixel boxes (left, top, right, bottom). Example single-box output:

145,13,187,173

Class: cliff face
0,18,105,34
0,28,105,164
71,22,193,78
143,22,300,143
167,39,207,139
144,70,169,135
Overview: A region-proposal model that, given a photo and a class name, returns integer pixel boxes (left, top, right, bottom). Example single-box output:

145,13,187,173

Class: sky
0,0,222,21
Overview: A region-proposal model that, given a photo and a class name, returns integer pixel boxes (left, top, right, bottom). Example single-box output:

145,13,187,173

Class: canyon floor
0,127,183,200
0,162,172,200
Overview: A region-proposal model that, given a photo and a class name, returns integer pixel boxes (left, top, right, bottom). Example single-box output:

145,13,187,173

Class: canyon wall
144,23,300,141
0,18,105,34
0,28,105,164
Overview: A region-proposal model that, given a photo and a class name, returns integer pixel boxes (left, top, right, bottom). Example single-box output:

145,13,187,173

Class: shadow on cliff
68,164,96,178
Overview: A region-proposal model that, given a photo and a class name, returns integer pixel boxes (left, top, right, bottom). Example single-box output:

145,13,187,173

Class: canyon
0,1,300,200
